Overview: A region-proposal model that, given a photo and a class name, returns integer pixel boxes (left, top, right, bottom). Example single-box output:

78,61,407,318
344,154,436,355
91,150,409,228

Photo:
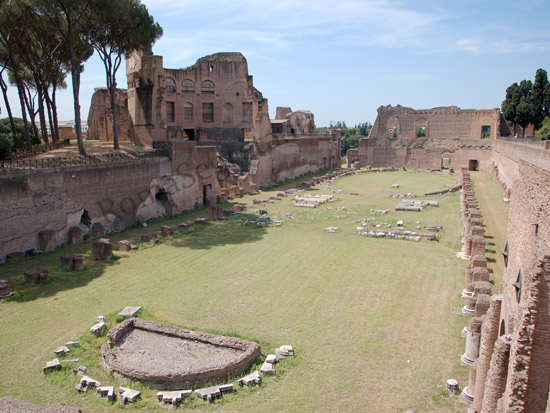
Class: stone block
43,358,61,374
157,390,192,405
140,232,159,244
275,344,294,359
0,280,12,298
91,239,112,261
218,384,234,394
24,268,49,284
72,366,87,376
265,354,278,364
60,254,84,271
67,226,83,245
118,240,137,252
260,362,276,375
65,341,80,348
6,252,25,263
90,222,105,238
90,321,106,336
54,346,70,355
38,229,57,251
178,222,193,231
118,306,141,318
232,204,245,213
195,386,221,402
194,218,209,225
238,371,261,387
97,386,115,401
161,225,177,237
119,387,141,404
80,375,100,388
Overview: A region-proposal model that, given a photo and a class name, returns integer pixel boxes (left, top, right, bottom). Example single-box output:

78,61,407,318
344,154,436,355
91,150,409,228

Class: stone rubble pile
395,199,439,211
118,239,138,251
294,194,333,208
387,193,416,198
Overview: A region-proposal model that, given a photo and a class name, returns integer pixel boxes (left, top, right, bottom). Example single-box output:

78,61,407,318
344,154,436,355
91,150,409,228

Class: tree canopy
502,69,550,138
0,0,162,155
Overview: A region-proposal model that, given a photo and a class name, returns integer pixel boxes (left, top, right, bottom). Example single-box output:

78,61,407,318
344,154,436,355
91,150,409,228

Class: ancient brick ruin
348,104,512,170
457,159,550,412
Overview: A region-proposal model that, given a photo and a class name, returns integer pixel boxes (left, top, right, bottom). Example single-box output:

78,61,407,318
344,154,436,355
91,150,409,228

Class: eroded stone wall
87,88,133,142
0,142,221,260
369,105,510,140
354,137,492,169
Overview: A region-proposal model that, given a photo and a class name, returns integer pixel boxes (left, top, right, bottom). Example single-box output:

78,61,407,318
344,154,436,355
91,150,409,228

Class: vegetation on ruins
502,68,550,137
338,121,372,157
89,0,162,150
0,0,162,155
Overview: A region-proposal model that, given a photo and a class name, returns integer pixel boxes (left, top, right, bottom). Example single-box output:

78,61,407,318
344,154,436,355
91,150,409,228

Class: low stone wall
102,318,261,389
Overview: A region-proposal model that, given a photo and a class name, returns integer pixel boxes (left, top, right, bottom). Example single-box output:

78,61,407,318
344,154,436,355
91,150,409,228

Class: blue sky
3,0,550,127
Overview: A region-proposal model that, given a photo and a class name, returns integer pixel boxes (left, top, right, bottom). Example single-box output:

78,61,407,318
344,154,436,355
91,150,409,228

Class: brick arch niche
165,77,176,93
414,118,428,138
386,117,400,138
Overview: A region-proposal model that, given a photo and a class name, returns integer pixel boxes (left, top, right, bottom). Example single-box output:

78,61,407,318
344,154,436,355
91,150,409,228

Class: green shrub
0,133,13,159
537,117,550,141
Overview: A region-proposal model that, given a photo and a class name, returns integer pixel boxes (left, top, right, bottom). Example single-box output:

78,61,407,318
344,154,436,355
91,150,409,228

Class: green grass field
0,170,507,412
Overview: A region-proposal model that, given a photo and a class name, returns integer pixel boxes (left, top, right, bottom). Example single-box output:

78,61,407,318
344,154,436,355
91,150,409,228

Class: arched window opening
181,79,195,93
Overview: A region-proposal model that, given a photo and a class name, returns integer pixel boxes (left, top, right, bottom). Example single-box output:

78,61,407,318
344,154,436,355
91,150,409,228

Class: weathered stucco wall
270,137,340,182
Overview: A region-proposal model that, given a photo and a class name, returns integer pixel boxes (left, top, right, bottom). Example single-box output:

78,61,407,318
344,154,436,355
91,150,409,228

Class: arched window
222,103,233,123
181,79,195,93
165,77,176,93
184,103,193,122
201,80,215,94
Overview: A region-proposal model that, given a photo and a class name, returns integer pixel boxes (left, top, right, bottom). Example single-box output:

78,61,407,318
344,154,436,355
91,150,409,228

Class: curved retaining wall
101,318,261,389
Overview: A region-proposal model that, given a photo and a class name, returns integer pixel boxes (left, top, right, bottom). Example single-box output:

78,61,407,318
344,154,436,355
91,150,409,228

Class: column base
460,386,474,405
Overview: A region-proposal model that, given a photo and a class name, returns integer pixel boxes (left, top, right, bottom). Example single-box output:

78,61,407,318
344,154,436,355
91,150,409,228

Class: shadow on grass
170,215,267,250
4,253,122,303
0,206,269,303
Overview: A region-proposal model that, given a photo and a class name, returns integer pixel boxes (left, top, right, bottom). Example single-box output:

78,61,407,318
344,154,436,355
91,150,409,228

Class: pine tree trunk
52,88,60,143
109,82,120,149
0,73,16,135
37,86,48,143
45,91,56,142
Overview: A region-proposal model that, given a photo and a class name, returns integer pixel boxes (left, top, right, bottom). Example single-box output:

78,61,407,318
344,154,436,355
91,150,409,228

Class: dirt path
471,171,510,290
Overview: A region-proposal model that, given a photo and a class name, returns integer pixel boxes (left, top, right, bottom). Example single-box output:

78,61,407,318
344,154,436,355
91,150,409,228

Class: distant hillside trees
502,68,550,138
0,0,162,154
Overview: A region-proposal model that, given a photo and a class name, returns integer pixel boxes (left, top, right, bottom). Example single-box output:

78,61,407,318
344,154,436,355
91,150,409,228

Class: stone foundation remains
101,318,261,389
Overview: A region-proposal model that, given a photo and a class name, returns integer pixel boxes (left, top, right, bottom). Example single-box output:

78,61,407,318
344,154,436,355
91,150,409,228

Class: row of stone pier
458,169,510,413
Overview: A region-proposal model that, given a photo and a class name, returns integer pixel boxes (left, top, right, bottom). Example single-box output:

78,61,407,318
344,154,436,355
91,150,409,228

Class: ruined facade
271,107,316,135
348,105,512,170
0,51,340,260
369,105,510,141
87,88,133,142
